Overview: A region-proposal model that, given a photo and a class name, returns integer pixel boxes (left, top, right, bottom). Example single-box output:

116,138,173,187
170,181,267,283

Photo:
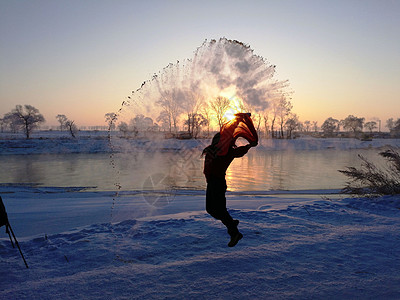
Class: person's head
202,132,221,157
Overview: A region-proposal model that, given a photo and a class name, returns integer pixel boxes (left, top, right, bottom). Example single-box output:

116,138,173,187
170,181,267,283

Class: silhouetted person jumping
202,113,258,247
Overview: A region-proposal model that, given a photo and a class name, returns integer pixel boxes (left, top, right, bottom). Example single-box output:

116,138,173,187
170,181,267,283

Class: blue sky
1,0,399,127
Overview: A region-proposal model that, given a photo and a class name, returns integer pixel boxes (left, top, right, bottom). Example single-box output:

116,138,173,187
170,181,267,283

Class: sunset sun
223,97,245,122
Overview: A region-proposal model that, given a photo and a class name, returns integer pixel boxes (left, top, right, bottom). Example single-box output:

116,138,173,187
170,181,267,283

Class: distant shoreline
1,131,400,155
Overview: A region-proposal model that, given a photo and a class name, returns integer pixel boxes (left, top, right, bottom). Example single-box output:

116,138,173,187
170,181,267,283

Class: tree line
110,94,298,139
109,92,399,139
2,103,400,139
321,116,400,138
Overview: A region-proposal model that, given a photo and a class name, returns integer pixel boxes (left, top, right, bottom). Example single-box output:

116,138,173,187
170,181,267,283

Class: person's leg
206,179,238,235
206,179,229,219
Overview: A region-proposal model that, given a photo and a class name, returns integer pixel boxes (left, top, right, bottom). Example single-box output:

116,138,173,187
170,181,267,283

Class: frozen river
0,148,386,192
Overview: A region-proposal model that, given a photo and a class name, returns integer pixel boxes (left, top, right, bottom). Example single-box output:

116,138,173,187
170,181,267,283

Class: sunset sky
1,0,399,128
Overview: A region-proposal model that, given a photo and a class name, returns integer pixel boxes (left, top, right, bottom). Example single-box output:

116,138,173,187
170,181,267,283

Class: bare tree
394,118,400,131
389,118,400,136
182,90,203,137
364,121,377,133
303,120,311,132
65,120,78,138
252,112,262,137
312,121,318,132
56,114,68,131
210,96,231,129
2,113,19,133
4,105,45,139
105,112,117,131
130,114,154,132
285,113,300,139
156,89,184,133
342,115,365,136
56,114,78,137
200,103,212,137
157,111,171,132
277,98,292,138
386,118,395,131
184,113,208,138
263,114,270,138
321,117,339,137
118,122,130,137
0,118,5,132
268,98,280,138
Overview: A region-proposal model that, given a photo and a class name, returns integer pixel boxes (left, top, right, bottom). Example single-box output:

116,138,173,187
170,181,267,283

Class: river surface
0,148,387,192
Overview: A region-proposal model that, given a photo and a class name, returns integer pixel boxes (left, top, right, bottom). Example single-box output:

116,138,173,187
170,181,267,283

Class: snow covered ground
1,133,400,299
1,187,399,299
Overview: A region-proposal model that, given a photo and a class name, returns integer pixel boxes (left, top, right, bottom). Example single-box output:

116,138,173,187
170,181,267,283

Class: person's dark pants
206,178,238,236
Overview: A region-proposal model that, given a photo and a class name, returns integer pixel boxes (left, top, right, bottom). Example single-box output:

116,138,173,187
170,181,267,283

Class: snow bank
1,190,399,299
0,185,336,237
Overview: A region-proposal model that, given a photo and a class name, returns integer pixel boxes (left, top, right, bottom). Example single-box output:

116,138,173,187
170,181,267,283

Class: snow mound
1,196,399,299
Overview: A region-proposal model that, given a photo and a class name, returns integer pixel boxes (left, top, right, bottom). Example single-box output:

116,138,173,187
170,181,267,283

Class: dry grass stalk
339,147,400,196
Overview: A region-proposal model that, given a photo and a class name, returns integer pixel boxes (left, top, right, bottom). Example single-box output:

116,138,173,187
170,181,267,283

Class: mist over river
0,148,388,192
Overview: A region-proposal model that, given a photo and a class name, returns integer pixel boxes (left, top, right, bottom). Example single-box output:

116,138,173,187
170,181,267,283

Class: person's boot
227,220,242,247
228,231,243,247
